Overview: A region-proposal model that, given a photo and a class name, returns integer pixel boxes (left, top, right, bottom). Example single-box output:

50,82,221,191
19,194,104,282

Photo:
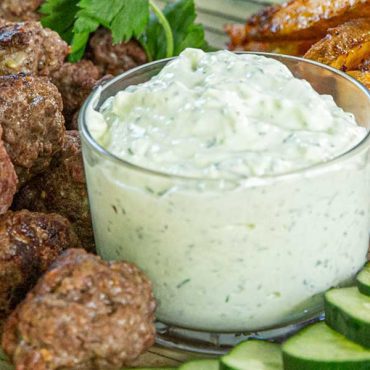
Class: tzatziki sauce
83,49,370,332
94,48,366,178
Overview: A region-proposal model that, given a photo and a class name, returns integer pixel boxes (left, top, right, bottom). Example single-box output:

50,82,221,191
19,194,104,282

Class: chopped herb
177,278,191,289
145,186,155,194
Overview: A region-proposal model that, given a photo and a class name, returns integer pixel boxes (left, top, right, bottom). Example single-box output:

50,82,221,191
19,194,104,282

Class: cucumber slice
125,368,176,370
221,340,283,370
179,359,219,370
325,287,370,348
283,322,370,370
357,263,370,296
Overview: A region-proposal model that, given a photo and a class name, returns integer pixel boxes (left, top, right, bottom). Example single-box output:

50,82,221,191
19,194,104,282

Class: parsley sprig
40,0,209,62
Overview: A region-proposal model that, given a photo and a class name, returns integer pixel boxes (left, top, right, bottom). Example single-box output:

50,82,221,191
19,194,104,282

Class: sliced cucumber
283,322,370,370
221,340,283,370
357,263,370,296
179,359,219,370
126,368,176,370
325,287,370,348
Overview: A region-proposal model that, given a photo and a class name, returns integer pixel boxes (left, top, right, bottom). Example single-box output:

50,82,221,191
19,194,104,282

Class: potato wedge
305,19,370,71
245,0,370,41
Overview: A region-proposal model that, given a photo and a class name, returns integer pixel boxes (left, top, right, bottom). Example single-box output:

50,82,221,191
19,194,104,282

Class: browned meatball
0,210,81,334
0,74,65,186
89,28,147,76
14,131,95,251
0,0,43,22
2,248,156,370
51,60,102,127
0,21,69,76
0,125,17,215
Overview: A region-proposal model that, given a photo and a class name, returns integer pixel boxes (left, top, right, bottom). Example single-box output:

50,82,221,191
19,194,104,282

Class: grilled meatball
0,0,43,22
0,126,17,215
2,248,156,370
51,60,102,127
0,74,65,187
14,131,94,251
0,21,69,76
89,28,147,76
0,210,81,334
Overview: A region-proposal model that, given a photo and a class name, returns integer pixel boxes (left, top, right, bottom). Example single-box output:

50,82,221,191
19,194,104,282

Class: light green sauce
94,48,366,179
84,49,370,332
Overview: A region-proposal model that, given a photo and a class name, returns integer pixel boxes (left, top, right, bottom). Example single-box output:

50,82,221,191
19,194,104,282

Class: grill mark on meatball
0,21,69,77
13,131,95,251
0,210,81,334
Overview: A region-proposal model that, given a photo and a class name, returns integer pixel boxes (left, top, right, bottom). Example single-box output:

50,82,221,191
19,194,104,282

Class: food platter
1,0,370,369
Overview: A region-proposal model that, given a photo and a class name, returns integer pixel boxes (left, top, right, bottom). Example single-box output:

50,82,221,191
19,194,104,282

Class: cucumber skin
357,281,370,297
220,362,232,370
283,353,370,370
325,299,370,349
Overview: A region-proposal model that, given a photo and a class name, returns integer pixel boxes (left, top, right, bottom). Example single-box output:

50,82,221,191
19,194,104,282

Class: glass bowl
79,53,370,354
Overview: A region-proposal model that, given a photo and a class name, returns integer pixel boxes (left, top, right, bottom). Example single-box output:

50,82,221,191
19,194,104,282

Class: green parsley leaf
40,0,79,44
40,0,150,62
110,1,149,43
69,9,99,62
76,0,149,43
40,0,210,63
140,0,210,61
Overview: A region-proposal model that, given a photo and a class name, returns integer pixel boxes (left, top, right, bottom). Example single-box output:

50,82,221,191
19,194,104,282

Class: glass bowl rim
79,51,370,183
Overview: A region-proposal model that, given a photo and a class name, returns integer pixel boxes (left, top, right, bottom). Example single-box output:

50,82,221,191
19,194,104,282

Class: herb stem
149,0,174,59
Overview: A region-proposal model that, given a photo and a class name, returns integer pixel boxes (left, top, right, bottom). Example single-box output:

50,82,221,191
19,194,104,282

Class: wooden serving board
129,346,204,368
0,346,201,369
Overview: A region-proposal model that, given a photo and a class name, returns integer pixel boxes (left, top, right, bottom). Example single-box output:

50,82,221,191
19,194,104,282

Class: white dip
83,49,370,331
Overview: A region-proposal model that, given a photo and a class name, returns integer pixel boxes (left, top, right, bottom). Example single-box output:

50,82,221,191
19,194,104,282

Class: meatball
0,21,69,76
51,60,102,127
0,210,81,334
0,73,65,186
0,0,43,22
14,131,95,251
0,125,17,215
2,248,156,370
89,28,147,76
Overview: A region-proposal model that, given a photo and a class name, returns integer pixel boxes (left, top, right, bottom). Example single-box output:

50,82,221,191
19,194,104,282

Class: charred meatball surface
0,210,80,333
0,74,65,187
0,0,43,22
89,28,147,76
2,249,156,370
51,60,102,127
0,126,17,215
14,131,94,250
0,21,69,76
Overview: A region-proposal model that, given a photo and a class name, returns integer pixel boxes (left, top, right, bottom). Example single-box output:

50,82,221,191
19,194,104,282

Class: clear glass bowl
79,53,370,354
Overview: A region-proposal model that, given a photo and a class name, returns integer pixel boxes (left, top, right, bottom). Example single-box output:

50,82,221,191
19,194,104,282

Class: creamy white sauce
95,49,366,179
84,49,370,332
